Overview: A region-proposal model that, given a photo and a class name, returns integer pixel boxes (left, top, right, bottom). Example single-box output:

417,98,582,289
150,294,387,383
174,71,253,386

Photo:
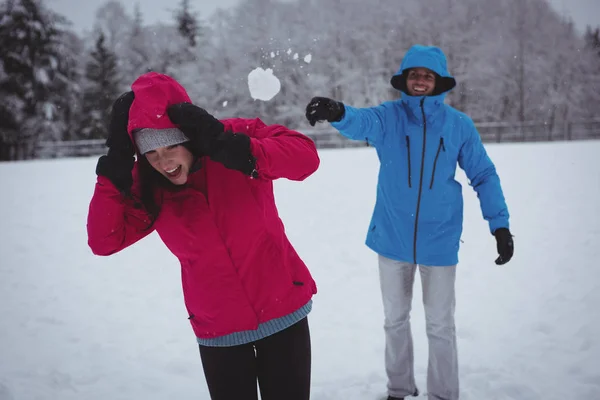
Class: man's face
405,68,436,96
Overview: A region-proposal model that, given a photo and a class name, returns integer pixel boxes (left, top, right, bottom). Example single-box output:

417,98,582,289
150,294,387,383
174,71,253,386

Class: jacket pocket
429,137,445,189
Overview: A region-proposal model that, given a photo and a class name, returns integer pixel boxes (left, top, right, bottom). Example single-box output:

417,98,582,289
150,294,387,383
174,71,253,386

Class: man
305,44,514,400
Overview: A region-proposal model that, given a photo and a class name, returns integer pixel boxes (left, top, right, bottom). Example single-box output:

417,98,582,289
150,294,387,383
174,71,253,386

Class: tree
49,30,84,141
581,25,600,119
93,1,130,54
0,0,76,160
584,26,600,58
80,32,120,140
126,3,151,77
175,0,199,47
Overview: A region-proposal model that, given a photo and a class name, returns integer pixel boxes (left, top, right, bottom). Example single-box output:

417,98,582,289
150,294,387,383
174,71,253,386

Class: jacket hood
390,45,456,97
127,72,192,136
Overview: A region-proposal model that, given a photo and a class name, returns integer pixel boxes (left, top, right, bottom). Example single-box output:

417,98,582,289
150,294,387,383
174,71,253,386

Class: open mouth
412,85,428,94
165,165,182,179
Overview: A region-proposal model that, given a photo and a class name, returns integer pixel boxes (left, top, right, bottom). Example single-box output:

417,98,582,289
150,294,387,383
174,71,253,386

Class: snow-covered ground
1,140,599,400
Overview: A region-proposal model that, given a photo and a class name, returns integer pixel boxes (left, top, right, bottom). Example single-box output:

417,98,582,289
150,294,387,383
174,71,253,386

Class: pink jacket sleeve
87,172,155,256
226,118,320,181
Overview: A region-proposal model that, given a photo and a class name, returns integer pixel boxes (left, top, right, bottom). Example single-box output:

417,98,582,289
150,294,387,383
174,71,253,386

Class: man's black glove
166,102,224,156
167,103,257,176
305,96,345,126
96,91,136,194
494,228,514,265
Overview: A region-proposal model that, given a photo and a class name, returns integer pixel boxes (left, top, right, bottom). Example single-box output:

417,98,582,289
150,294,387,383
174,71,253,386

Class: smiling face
144,144,194,185
405,67,436,96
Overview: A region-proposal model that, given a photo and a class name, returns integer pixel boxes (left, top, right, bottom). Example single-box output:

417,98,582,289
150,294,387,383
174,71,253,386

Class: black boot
387,387,419,399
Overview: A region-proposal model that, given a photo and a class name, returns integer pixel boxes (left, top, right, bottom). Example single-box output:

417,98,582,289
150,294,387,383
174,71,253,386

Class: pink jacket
87,115,320,339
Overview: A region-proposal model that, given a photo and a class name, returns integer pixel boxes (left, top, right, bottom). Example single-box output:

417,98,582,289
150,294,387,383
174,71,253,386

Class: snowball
247,67,281,101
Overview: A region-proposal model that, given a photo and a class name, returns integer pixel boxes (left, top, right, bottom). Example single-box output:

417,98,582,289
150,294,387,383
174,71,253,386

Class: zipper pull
440,137,446,151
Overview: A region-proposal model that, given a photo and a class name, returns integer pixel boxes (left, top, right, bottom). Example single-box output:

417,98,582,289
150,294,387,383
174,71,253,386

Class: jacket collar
400,93,445,125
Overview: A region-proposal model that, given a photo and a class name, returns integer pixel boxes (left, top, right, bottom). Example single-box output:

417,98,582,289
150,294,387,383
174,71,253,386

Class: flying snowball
247,67,281,101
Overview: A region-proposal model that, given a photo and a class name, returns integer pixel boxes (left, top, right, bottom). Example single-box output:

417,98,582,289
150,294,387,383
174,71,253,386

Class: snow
304,54,312,64
1,140,600,400
34,68,50,85
247,67,281,101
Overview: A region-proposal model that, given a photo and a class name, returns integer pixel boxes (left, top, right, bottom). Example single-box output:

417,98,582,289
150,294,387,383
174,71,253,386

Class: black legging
198,317,311,400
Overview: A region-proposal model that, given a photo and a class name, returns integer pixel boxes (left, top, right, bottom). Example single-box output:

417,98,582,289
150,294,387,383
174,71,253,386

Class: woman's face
144,144,194,185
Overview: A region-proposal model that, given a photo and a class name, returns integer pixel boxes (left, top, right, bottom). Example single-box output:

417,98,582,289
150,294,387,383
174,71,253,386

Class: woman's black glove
167,103,257,177
166,102,224,156
96,91,136,194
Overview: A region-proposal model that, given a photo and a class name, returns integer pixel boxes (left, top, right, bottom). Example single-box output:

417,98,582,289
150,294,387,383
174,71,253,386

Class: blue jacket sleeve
458,119,510,234
330,103,390,147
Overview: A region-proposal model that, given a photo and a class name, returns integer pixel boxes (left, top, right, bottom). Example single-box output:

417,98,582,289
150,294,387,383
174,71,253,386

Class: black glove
167,102,224,156
494,228,514,265
167,102,256,176
96,91,136,194
210,132,258,177
305,96,345,126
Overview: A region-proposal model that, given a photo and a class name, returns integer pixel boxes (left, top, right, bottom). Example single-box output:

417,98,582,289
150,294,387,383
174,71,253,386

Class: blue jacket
331,45,509,266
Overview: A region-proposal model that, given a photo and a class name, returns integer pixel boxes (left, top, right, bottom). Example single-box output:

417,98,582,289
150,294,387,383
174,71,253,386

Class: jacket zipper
429,137,445,189
413,98,427,264
405,136,412,188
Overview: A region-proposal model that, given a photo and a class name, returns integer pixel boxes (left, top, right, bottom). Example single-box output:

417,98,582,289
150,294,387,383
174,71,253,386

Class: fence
2,118,600,161
302,118,600,149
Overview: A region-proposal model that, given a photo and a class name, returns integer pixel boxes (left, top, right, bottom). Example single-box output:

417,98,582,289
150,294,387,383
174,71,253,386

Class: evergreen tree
0,0,74,160
127,2,151,76
80,32,120,139
132,2,143,38
175,0,199,47
53,30,84,141
584,26,600,57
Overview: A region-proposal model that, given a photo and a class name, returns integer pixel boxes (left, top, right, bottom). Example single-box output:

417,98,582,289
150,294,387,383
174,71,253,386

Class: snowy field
1,139,599,400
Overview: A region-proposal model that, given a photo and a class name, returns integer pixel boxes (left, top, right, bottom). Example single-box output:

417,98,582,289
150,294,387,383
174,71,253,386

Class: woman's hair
136,142,196,229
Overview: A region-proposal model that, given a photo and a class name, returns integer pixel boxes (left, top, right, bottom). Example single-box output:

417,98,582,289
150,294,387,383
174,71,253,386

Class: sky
47,0,242,33
47,0,599,35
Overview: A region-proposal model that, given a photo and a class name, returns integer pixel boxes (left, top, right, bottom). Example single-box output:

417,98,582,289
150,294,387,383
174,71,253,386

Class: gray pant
378,255,459,400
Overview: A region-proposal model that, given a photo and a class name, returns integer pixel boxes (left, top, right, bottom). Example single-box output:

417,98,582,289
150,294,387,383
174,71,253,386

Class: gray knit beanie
133,127,190,154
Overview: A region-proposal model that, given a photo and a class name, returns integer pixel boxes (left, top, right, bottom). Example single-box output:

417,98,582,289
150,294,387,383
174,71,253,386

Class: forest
0,0,599,160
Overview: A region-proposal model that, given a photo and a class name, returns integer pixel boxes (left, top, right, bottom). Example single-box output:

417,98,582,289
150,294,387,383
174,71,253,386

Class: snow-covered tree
0,0,78,159
174,0,199,48
585,26,600,57
92,0,130,56
50,29,84,141
79,32,120,139
125,3,151,78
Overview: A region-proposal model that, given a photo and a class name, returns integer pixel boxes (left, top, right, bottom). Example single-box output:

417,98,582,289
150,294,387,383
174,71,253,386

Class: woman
87,72,320,400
